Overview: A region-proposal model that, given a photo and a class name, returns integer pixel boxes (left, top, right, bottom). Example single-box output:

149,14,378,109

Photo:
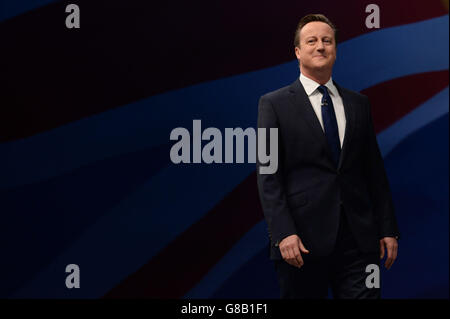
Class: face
295,21,336,74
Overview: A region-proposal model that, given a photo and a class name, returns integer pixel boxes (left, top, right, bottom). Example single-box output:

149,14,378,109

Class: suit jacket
256,78,400,260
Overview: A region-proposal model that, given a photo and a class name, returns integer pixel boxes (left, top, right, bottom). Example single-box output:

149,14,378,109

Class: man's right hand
279,235,310,268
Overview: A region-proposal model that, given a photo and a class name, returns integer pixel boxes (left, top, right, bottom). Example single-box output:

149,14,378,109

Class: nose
316,40,325,50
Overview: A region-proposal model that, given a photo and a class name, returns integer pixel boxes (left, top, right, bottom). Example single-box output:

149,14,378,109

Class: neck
300,67,332,85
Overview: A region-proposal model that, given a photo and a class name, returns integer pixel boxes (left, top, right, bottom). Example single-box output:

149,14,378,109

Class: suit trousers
273,207,381,299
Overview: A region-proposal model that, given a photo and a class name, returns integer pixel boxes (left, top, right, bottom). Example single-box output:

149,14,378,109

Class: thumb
298,238,310,254
379,240,385,259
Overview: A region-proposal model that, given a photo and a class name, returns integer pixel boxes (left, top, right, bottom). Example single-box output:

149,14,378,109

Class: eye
323,38,332,44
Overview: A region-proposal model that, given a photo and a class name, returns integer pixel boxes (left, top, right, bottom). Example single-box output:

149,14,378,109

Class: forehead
300,21,334,38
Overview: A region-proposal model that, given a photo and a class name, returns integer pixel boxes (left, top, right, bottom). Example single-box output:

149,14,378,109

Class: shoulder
260,84,292,103
259,81,300,113
335,83,370,105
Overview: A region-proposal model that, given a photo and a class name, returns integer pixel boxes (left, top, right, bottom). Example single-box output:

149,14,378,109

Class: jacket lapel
288,79,335,165
334,81,356,171
288,79,357,171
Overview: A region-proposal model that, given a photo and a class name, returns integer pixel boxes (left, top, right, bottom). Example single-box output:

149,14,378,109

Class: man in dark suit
256,14,400,299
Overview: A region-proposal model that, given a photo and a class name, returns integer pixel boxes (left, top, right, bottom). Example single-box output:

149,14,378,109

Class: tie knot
317,85,329,96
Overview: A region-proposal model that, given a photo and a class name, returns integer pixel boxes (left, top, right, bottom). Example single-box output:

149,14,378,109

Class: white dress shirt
299,73,346,147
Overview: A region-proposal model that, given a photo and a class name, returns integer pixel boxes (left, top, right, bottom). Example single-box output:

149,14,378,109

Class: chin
313,63,329,70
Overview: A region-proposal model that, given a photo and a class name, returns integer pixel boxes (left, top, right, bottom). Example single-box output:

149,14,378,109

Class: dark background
0,0,448,298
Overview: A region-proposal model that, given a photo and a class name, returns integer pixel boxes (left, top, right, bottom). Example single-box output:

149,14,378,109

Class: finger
385,245,393,269
290,247,302,268
385,259,391,269
391,244,398,266
281,247,292,266
385,244,394,269
292,245,304,268
279,246,286,260
299,240,310,254
379,240,385,259
297,254,304,268
280,247,290,263
288,248,301,268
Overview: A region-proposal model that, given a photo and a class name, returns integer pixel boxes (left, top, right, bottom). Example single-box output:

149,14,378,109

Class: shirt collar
299,73,338,97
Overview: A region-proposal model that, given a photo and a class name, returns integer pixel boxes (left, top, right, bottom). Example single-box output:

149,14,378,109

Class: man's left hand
379,237,398,270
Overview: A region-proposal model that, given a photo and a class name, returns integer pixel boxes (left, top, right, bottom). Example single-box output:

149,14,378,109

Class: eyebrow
305,36,332,41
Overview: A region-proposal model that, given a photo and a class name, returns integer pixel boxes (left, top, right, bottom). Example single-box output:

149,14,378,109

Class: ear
294,46,301,60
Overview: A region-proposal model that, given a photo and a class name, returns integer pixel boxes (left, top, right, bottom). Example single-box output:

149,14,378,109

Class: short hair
294,14,338,47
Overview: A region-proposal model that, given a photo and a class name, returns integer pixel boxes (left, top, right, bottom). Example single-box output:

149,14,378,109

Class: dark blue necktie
317,85,341,167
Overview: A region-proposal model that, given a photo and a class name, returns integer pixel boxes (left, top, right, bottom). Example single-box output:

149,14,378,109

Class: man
256,14,400,299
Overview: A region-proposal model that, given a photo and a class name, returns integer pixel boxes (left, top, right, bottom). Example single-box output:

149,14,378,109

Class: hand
279,234,310,268
379,237,398,270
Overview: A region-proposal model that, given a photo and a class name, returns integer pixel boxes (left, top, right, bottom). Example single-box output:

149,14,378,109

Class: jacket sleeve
364,96,401,239
256,95,297,246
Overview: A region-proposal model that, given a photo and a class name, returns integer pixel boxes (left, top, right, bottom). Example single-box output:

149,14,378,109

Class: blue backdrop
0,0,448,298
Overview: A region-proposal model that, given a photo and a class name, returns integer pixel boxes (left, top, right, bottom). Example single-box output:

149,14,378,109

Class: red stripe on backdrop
104,172,263,298
362,70,449,132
